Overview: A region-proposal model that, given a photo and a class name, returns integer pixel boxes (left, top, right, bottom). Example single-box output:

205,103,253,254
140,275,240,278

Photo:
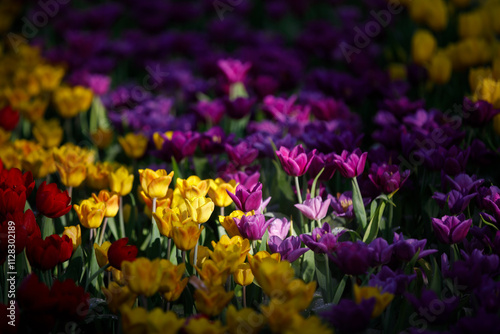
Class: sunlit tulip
139,168,174,199
74,199,106,229
92,190,119,217
63,225,81,251
184,196,214,224
208,178,237,207
109,166,134,196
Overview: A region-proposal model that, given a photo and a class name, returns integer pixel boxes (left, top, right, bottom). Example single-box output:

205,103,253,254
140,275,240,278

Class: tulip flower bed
2,0,500,333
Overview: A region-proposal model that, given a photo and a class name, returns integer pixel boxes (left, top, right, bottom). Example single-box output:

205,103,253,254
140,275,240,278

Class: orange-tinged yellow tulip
354,284,394,318
194,285,234,317
469,67,492,94
53,144,94,187
13,69,40,96
91,127,114,149
196,260,231,287
109,166,134,196
122,257,162,297
0,144,20,170
158,259,185,294
210,235,250,269
171,222,203,251
63,225,81,251
207,178,237,207
189,245,210,268
184,196,214,224
163,277,188,302
118,132,148,159
139,168,174,199
175,176,209,200
86,162,114,190
17,96,49,122
21,146,56,179
286,315,334,334
233,263,254,286
226,305,265,334
101,282,137,313
458,11,486,39
285,279,317,311
411,30,436,65
53,85,93,118
0,128,11,146
74,199,106,229
247,250,281,265
33,64,65,91
112,268,126,285
183,317,226,334
32,118,63,148
92,190,119,217
120,306,185,334
261,300,302,334
250,259,294,299
94,241,112,269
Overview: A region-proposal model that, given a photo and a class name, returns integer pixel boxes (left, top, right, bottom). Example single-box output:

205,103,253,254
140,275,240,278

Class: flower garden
1,0,500,333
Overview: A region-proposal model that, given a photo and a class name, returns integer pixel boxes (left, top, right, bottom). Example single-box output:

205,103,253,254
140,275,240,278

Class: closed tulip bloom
268,236,309,262
153,207,183,238
175,176,209,201
53,85,93,118
86,162,114,190
32,118,63,148
185,196,215,223
267,217,291,240
295,196,331,221
109,166,134,196
171,222,203,251
233,213,269,240
211,235,251,266
36,181,72,218
139,168,174,199
108,238,138,270
92,190,119,217
411,30,437,65
431,214,472,244
122,258,162,297
63,225,81,251
101,282,137,314
227,183,263,212
159,260,186,294
94,241,112,269
194,285,234,317
196,260,232,287
474,78,500,108
208,178,237,207
276,144,316,177
74,199,106,229
427,52,452,85
53,144,93,188
26,234,73,270
354,285,394,318
333,149,368,178
118,133,148,159
233,263,254,286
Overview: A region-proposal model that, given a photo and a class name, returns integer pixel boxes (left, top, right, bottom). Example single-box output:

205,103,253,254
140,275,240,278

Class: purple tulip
483,192,500,223
368,163,410,194
225,141,259,167
223,96,256,119
392,233,437,262
233,213,269,241
276,144,316,177
432,190,476,215
267,217,290,240
300,222,344,254
321,298,375,332
155,131,200,162
294,196,331,220
452,310,500,333
268,236,309,262
329,241,373,275
193,99,225,124
369,266,416,294
431,214,472,244
369,238,394,266
223,169,260,190
405,289,459,325
308,153,336,181
217,58,252,84
333,148,368,178
328,191,356,220
227,183,262,212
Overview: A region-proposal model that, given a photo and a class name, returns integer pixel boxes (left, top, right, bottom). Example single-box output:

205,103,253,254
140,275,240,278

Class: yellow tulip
92,190,119,217
354,284,394,318
189,245,210,268
233,263,254,286
32,118,63,148
118,133,148,159
17,96,49,122
184,196,214,224
139,168,174,199
458,11,486,39
427,52,452,85
63,225,81,251
474,78,500,108
101,282,137,313
122,258,162,297
53,144,94,188
163,277,188,302
260,300,302,334
74,199,106,229
33,64,65,91
90,127,114,149
210,235,250,270
94,241,112,269
86,162,114,190
171,222,203,251
196,260,231,287
112,268,127,285
21,146,56,179
109,166,134,196
13,69,40,96
250,259,294,299
183,317,226,334
158,259,185,294
175,176,209,200
207,178,237,207
194,285,234,317
469,67,492,94
0,128,11,146
53,85,93,118
120,306,184,334
226,305,265,334
411,30,436,65
0,144,20,170
283,315,333,334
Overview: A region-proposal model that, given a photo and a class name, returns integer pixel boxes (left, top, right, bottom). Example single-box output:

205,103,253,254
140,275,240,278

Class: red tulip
26,234,73,270
50,279,89,321
0,188,26,216
0,210,40,259
107,237,138,270
0,105,20,131
36,181,72,218
0,168,35,197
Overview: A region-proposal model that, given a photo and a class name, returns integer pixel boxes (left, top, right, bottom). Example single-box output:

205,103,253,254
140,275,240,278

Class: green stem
243,285,247,308
119,196,125,239
351,177,367,229
85,263,111,291
99,217,108,245
294,176,303,204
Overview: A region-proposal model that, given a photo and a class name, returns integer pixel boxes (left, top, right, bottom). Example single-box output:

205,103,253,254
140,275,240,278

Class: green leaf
351,177,367,229
272,160,294,201
333,275,348,304
301,250,315,283
363,200,386,243
41,216,55,238
107,217,119,241
193,157,208,179
310,167,325,199
63,246,85,283
259,230,269,252
429,256,442,294
315,253,334,303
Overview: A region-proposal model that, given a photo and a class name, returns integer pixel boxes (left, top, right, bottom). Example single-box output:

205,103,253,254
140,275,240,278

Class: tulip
276,144,316,177
208,178,237,207
329,241,373,276
196,260,231,287
94,241,112,269
369,266,416,295
171,222,203,251
101,282,137,313
109,166,134,196
174,175,209,201
267,217,291,240
294,196,331,221
431,214,472,244
219,210,250,238
233,263,254,286
217,58,252,84
268,236,309,262
32,118,63,148
62,225,81,251
368,164,410,196
194,285,234,317
0,105,20,131
26,235,73,270
226,305,265,334
474,78,500,108
158,260,186,294
92,190,119,217
354,285,394,318
53,85,93,118
53,144,94,188
321,298,375,332
120,306,184,334
328,191,355,220
190,245,210,268
33,64,65,91
73,199,106,229
427,52,452,85
153,130,200,162
90,127,114,149
107,238,138,270
36,181,72,218
227,183,263,212
86,162,114,190
139,169,174,199
411,30,436,65
122,258,162,297
332,149,368,178
163,277,189,302
153,206,184,238
21,145,56,179
185,196,215,224
233,213,269,241
184,317,227,334
118,132,148,159
50,279,90,321
225,141,259,167
211,235,251,266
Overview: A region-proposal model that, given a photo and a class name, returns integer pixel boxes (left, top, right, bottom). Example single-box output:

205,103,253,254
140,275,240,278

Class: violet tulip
225,141,259,167
333,148,368,178
431,214,472,244
368,163,410,195
300,222,344,254
227,183,262,212
329,241,373,275
294,196,331,221
268,236,309,262
233,213,269,240
276,144,316,177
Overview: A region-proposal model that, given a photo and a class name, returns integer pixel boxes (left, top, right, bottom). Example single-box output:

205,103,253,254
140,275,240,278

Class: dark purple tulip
262,95,310,123
268,236,309,262
463,97,500,127
333,149,367,178
321,298,375,333
473,276,500,313
227,183,262,212
155,131,200,162
267,218,290,240
308,153,336,181
300,222,343,254
392,233,437,262
225,141,259,167
253,75,279,98
380,97,425,118
276,144,316,177
328,191,355,220
369,238,394,266
310,97,350,121
329,241,373,275
483,192,500,223
223,96,255,119
431,214,472,244
369,266,415,294
405,289,459,325
368,163,410,195
199,126,232,155
223,169,260,190
233,213,269,241
452,310,500,334
193,99,225,124
433,190,477,215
